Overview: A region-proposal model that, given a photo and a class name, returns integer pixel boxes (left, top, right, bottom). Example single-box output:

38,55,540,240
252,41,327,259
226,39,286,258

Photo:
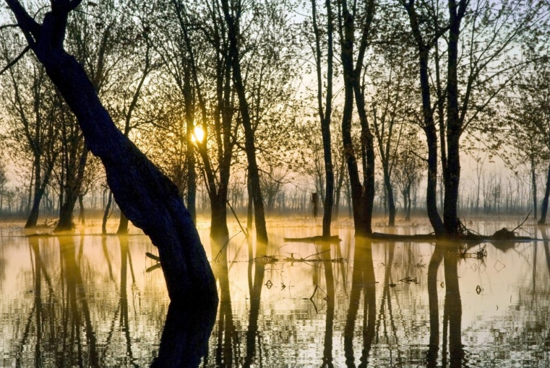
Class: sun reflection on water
0,218,549,367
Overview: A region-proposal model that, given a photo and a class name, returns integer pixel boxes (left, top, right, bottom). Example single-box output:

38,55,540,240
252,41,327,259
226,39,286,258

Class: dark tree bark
443,0,468,237
5,0,217,305
312,0,335,238
116,43,154,234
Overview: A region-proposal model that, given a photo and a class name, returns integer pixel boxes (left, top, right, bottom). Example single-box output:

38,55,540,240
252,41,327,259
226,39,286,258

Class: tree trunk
210,193,229,246
6,0,217,305
443,0,464,237
55,146,88,232
403,2,445,236
312,0,335,238
25,156,42,227
339,0,368,237
221,0,268,244
78,194,85,224
246,175,253,238
102,189,112,234
183,65,197,224
538,161,550,224
532,155,538,220
116,211,129,234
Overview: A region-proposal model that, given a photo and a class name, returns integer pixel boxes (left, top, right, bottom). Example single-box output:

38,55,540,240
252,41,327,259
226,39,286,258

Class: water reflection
344,237,376,367
152,300,217,367
2,222,550,366
321,240,335,368
211,237,236,366
244,241,267,367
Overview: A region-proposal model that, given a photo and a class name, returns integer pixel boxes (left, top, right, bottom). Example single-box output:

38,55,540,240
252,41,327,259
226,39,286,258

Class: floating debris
461,245,487,259
399,276,418,284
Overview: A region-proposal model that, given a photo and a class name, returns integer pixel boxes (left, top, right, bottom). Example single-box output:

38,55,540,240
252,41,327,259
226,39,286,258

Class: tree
336,0,377,237
220,0,268,244
3,0,217,310
367,22,416,226
0,32,60,227
310,0,335,237
402,0,548,237
501,60,550,224
0,160,7,214
400,0,446,235
392,129,425,221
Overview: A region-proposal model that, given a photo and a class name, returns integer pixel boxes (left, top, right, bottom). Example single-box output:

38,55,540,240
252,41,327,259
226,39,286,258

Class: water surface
0,218,549,367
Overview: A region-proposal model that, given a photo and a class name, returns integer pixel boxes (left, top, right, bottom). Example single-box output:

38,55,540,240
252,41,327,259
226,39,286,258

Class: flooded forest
1,0,550,367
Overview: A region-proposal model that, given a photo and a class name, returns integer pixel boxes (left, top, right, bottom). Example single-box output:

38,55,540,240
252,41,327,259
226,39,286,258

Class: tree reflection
244,241,267,367
322,240,335,368
118,235,138,366
426,241,443,367
344,237,376,367
427,241,464,367
151,300,217,367
211,237,237,366
58,235,100,367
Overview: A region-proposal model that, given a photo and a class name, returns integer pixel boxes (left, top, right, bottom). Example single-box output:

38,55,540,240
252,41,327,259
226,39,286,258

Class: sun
192,126,205,143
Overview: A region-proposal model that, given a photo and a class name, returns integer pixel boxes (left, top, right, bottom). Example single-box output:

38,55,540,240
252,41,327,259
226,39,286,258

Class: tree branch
4,0,41,43
0,23,19,31
0,45,30,76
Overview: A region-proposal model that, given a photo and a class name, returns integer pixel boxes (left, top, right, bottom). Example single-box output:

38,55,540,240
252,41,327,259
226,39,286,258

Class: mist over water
0,217,549,367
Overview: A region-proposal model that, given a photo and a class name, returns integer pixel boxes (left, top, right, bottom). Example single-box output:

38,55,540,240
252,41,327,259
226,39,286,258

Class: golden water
0,217,548,367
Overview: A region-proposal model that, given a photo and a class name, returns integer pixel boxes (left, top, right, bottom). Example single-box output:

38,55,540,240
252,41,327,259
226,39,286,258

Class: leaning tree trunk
6,0,217,305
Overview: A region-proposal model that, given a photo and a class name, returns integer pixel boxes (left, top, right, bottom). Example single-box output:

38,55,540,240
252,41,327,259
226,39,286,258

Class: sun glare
192,126,205,143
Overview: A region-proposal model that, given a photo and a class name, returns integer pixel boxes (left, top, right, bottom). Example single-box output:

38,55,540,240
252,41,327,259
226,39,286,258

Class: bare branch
0,23,19,31
4,0,41,42
0,45,30,76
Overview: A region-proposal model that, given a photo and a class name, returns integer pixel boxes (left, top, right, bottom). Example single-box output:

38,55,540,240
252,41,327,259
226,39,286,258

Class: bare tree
3,0,217,317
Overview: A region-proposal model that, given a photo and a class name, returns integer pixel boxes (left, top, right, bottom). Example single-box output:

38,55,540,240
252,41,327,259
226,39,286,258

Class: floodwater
0,217,549,367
